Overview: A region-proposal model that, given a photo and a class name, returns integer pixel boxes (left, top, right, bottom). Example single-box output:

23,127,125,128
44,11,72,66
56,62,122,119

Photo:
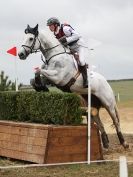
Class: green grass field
0,159,133,177
109,80,133,102
49,79,133,104
108,80,133,108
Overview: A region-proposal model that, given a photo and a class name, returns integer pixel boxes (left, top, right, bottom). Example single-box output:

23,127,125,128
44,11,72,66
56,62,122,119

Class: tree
11,82,23,91
0,71,12,91
0,70,23,91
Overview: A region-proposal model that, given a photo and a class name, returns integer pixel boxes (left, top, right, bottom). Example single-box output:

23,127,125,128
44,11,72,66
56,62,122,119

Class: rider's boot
78,65,88,88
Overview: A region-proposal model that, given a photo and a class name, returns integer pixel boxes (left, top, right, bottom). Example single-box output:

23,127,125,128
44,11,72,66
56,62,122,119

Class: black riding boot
78,65,88,88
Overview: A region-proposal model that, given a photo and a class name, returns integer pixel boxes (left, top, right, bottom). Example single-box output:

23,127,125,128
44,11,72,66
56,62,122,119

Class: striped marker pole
87,65,91,164
7,47,18,91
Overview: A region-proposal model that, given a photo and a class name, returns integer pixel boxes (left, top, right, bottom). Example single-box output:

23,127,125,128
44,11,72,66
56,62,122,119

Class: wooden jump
0,120,103,163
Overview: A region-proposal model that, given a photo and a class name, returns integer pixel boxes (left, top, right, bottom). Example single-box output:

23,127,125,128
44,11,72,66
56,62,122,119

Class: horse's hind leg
91,108,109,149
105,105,129,149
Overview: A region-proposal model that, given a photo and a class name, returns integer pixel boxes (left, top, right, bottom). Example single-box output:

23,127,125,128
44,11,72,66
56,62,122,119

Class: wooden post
119,156,128,177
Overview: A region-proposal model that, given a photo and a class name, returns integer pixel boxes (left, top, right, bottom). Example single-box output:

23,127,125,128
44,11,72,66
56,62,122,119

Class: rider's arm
63,26,80,44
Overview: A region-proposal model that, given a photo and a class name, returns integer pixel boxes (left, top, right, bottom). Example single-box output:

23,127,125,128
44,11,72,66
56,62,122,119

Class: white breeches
70,45,86,66
77,46,86,66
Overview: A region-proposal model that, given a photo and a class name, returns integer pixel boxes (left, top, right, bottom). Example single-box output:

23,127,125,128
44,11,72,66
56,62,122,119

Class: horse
18,24,129,149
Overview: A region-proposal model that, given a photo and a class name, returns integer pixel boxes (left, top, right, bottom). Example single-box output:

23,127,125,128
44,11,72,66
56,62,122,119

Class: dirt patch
100,107,133,134
100,107,133,161
103,134,133,161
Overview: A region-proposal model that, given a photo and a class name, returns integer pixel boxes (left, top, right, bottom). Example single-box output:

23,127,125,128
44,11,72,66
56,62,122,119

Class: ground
0,102,133,177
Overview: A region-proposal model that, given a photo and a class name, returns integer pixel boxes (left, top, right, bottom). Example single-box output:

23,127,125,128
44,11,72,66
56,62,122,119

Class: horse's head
18,24,40,60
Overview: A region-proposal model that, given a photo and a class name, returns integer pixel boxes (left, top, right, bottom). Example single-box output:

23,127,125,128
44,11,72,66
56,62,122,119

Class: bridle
21,35,41,56
21,28,80,88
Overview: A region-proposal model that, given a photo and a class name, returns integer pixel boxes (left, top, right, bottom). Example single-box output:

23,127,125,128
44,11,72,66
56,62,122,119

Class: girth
56,71,80,92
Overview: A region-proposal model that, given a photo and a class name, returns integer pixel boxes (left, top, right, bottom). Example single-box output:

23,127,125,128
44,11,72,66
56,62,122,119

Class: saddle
71,51,88,69
70,51,88,88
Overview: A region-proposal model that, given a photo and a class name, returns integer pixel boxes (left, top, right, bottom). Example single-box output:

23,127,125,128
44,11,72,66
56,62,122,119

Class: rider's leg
78,65,88,88
78,47,88,88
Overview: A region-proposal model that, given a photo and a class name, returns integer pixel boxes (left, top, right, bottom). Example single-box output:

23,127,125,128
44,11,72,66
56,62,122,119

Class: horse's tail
108,105,120,129
114,104,120,123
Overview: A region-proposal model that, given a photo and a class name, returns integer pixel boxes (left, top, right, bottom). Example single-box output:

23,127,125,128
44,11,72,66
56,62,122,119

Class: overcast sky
0,0,133,84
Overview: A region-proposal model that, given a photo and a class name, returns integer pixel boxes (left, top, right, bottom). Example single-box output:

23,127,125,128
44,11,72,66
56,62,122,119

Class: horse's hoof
101,132,109,149
123,142,129,149
103,143,109,149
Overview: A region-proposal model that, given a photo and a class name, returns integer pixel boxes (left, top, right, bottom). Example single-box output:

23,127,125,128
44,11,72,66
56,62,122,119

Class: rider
46,17,88,88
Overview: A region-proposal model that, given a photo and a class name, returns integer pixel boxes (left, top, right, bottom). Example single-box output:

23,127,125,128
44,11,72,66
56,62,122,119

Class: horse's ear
25,24,30,34
34,24,39,36
27,24,30,29
34,24,38,31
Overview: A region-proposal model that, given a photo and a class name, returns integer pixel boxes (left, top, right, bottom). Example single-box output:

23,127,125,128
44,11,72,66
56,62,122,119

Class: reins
22,30,80,88
21,33,71,64
46,46,70,64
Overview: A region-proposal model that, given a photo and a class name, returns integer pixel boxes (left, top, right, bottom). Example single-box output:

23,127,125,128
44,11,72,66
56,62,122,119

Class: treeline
0,70,23,91
108,78,133,82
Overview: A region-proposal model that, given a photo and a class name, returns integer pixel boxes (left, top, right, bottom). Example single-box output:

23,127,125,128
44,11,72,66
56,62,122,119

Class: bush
0,91,82,125
0,92,18,120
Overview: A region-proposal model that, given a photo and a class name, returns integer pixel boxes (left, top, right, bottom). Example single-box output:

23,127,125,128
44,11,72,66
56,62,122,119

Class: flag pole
15,57,18,91
7,46,18,91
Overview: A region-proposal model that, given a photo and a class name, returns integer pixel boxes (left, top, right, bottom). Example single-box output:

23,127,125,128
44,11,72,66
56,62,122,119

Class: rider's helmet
47,17,60,26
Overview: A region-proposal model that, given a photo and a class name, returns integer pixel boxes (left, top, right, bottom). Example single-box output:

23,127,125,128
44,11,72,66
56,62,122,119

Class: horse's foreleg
40,69,62,85
40,69,58,76
30,74,49,92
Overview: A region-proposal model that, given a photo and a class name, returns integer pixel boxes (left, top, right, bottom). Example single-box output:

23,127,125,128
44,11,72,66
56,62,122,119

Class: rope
0,158,132,169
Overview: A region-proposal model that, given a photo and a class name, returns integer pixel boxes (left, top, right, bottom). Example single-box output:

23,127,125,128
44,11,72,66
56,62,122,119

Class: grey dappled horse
18,24,129,149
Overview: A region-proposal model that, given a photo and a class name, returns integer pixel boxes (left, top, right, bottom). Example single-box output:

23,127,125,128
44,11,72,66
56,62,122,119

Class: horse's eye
29,37,33,41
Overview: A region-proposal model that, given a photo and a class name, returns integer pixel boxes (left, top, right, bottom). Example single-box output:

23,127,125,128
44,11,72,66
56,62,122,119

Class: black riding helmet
47,17,60,26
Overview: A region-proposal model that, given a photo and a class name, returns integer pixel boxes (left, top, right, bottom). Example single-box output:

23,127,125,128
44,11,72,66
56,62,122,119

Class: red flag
7,47,17,56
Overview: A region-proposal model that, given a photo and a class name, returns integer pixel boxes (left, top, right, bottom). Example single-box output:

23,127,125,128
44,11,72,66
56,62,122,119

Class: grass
109,80,133,102
0,156,133,177
0,162,133,177
108,80,133,108
0,161,122,177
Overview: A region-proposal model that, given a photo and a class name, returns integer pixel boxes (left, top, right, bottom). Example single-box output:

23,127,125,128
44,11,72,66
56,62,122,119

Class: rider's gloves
59,36,67,46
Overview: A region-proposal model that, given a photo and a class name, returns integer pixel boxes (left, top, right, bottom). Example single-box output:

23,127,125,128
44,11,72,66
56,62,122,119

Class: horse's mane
25,24,60,46
39,28,60,46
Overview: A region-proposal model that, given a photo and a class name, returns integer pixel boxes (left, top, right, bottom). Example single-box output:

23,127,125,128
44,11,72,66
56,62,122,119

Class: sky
0,0,133,84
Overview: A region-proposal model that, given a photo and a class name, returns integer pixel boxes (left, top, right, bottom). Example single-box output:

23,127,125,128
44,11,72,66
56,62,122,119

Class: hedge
0,91,82,125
